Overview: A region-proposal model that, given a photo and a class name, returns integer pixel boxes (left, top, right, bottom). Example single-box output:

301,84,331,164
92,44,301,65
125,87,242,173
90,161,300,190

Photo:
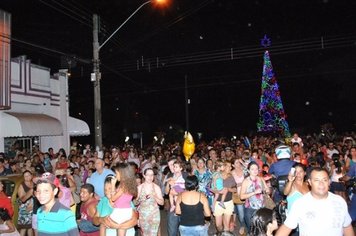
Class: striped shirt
37,200,79,236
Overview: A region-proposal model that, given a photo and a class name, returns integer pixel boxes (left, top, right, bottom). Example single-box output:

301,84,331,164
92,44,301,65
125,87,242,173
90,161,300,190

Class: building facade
0,55,90,156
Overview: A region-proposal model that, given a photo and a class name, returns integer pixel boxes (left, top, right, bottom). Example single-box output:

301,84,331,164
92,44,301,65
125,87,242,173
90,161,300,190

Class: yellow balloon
183,131,195,162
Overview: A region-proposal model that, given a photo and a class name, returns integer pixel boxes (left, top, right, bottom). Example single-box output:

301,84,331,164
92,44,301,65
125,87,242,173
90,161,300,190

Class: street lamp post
92,0,164,149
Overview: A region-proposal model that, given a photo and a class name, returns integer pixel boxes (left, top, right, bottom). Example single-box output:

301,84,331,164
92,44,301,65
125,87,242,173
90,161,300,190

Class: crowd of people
0,130,355,236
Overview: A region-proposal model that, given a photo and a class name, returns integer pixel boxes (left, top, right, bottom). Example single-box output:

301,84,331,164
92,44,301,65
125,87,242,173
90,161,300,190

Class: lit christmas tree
257,36,290,137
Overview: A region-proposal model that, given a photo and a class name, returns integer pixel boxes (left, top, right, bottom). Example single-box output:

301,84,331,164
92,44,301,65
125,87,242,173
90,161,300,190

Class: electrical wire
69,66,356,101
37,0,92,27
0,32,91,64
0,32,149,89
110,35,356,71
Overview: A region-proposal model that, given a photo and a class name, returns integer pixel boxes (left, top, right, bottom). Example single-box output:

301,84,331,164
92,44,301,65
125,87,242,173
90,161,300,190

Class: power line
0,32,91,64
69,66,356,98
1,31,150,89
110,34,356,71
37,0,92,27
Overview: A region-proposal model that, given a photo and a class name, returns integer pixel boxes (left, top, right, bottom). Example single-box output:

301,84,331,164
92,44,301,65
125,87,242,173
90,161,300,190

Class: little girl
0,208,20,236
168,161,185,212
211,160,227,209
109,163,137,236
57,175,74,209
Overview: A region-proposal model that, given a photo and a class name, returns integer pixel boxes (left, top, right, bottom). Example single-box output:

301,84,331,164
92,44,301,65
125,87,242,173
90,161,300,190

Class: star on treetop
261,35,271,48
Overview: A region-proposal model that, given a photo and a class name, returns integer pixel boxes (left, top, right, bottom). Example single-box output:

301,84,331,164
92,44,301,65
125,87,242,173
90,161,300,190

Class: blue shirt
347,164,356,177
97,196,113,217
37,200,78,236
88,168,115,198
269,159,295,177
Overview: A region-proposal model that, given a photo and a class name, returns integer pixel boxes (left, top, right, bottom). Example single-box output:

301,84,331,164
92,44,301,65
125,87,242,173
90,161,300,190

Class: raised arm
283,173,296,196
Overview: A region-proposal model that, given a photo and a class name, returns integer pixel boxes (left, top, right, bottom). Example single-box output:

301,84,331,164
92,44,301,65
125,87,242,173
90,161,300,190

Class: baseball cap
37,172,60,187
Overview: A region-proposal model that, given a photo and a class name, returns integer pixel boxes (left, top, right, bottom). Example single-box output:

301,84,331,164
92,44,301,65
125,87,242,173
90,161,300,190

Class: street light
92,0,166,150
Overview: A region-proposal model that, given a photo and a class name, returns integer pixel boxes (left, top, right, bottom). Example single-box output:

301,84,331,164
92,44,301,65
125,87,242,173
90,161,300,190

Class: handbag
262,179,276,210
232,192,245,205
263,193,276,210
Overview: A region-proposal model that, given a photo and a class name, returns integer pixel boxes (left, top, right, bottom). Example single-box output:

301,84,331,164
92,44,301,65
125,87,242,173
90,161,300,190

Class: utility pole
90,1,165,150
92,14,102,150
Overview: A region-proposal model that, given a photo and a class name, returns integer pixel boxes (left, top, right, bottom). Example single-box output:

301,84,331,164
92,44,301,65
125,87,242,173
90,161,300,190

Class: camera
345,177,356,194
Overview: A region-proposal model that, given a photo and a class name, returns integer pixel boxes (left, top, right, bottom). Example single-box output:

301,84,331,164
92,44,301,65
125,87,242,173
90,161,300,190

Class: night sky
1,0,356,145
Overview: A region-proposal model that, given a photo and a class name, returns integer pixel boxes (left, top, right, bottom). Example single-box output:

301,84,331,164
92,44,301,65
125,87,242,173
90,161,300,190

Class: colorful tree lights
257,49,290,137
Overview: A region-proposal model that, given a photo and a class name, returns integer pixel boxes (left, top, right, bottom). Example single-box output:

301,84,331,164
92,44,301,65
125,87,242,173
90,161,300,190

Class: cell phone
290,167,296,176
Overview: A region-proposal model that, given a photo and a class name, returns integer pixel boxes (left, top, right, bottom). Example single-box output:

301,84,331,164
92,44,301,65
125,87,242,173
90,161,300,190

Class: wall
0,55,70,153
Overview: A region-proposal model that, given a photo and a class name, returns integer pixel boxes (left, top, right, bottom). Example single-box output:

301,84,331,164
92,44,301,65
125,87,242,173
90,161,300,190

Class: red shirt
56,161,69,170
0,192,14,217
80,198,98,222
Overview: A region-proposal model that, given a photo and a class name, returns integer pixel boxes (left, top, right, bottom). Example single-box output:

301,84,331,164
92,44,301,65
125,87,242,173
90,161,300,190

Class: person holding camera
330,153,348,201
240,161,270,233
340,151,356,225
345,146,356,172
283,163,310,213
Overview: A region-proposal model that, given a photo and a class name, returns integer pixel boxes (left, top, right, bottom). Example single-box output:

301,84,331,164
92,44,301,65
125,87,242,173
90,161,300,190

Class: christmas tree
257,36,290,137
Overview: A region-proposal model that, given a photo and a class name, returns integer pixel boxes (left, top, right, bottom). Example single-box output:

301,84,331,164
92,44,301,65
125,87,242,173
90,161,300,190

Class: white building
0,10,89,156
0,55,90,156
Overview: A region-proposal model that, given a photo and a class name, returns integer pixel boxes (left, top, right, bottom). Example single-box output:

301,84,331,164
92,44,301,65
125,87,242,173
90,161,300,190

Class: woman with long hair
109,163,137,236
240,161,270,232
283,163,310,213
250,208,278,236
330,154,348,201
17,170,34,236
175,175,211,236
231,157,246,235
21,159,35,174
193,158,212,201
136,168,164,236
57,175,74,209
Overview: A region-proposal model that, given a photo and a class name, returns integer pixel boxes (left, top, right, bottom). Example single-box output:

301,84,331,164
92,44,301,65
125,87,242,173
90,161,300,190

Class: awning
2,112,63,137
68,116,90,136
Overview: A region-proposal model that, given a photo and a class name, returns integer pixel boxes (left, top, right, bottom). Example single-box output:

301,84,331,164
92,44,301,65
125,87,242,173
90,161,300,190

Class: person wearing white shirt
276,167,354,236
326,142,339,159
291,133,303,147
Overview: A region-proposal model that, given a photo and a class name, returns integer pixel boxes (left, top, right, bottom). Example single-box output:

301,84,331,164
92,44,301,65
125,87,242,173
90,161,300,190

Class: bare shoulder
200,192,208,201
